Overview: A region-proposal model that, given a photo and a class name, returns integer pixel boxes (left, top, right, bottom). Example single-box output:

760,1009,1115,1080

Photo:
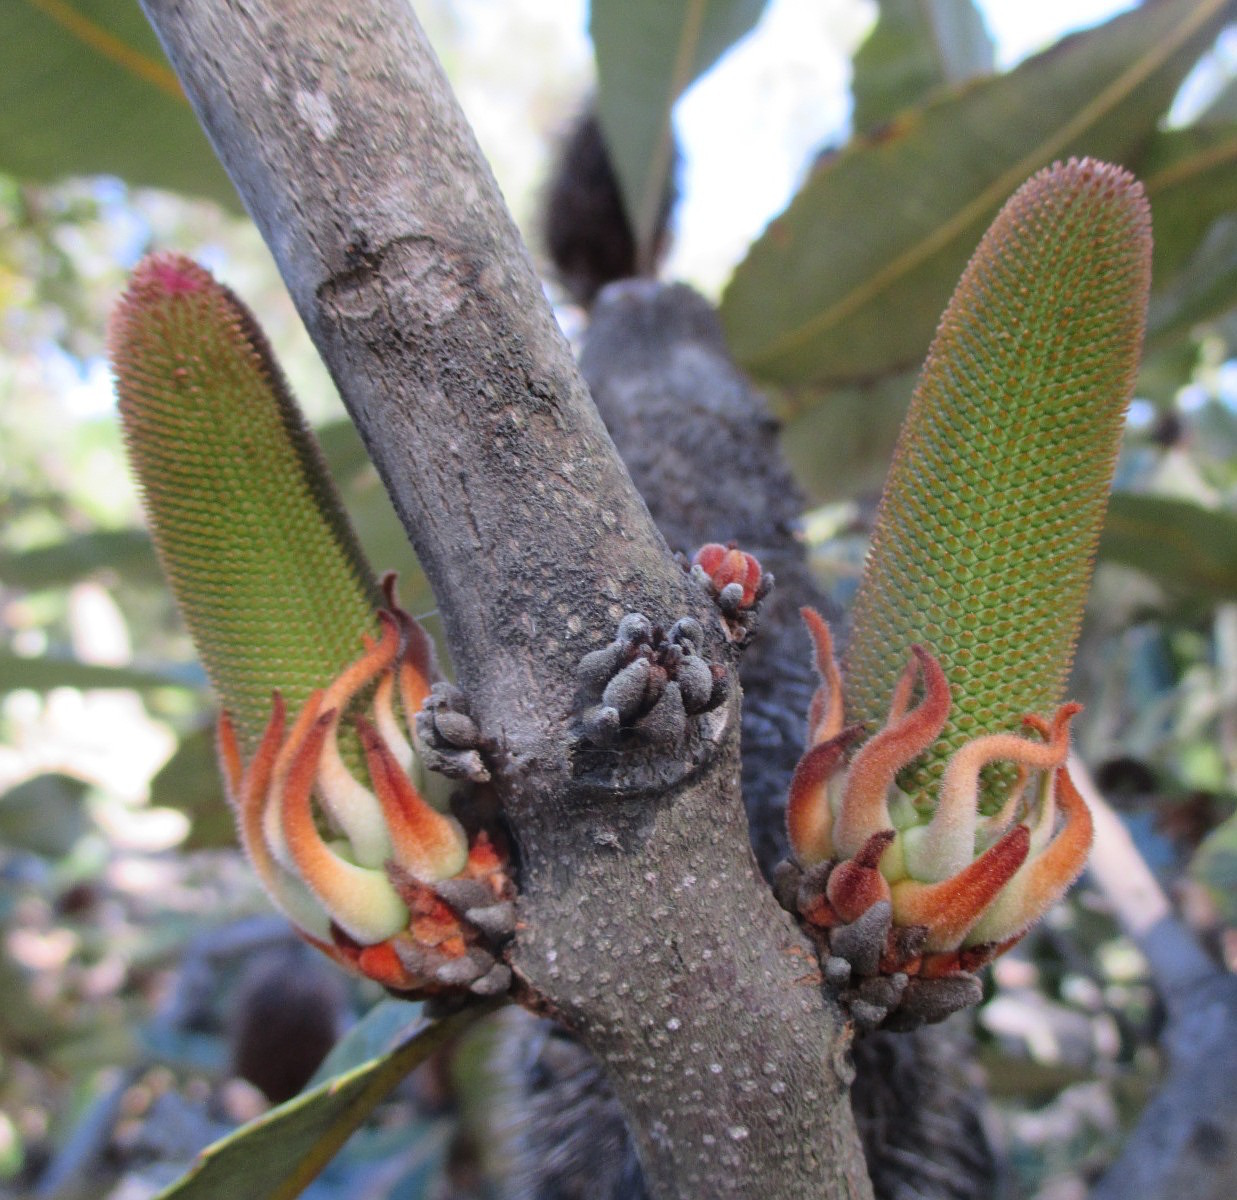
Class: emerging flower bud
689,543,771,644
691,543,765,608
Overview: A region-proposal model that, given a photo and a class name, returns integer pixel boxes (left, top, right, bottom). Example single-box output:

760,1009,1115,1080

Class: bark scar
316,231,439,321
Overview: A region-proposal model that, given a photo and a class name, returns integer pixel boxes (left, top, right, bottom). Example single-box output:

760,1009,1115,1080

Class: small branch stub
574,611,731,785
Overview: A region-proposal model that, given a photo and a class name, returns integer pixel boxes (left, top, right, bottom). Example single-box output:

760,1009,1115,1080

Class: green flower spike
847,157,1152,804
779,159,1149,1030
113,255,514,999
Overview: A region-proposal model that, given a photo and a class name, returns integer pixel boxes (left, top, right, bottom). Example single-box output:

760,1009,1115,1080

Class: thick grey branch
1072,756,1216,1004
580,282,997,1200
1072,760,1237,1200
138,2,870,1195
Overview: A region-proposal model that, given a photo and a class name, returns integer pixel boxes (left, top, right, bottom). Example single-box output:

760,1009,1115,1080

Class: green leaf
591,0,766,257
149,726,235,850
776,372,915,503
112,255,382,749
1146,216,1237,346
0,528,160,589
306,999,424,1089
0,650,203,692
0,0,238,207
845,160,1151,803
721,0,1227,392
1192,811,1237,924
1100,493,1237,603
155,1002,495,1200
1136,339,1204,406
1139,122,1237,285
851,0,994,135
0,774,91,857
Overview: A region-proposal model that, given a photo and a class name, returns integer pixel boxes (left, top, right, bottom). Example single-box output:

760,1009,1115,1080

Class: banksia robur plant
111,254,513,998
775,160,1151,1031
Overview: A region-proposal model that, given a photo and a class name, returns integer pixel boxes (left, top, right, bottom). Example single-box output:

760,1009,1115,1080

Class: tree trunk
579,281,998,1200
138,1,872,1195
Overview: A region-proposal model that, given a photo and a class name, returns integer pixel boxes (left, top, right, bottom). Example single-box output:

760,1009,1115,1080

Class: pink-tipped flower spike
113,256,511,999
111,253,384,751
775,161,1148,1028
217,580,514,998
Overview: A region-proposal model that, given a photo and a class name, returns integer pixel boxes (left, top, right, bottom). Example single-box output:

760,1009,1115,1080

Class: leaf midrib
24,0,187,102
745,0,1226,372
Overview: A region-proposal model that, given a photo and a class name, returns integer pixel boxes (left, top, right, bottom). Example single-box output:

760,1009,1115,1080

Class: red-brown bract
786,607,1093,980
217,577,513,996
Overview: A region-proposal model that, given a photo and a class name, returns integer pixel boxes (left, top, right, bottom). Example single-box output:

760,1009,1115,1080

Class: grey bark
580,281,837,875
1074,762,1237,1200
488,282,997,1200
576,281,997,1200
1090,970,1237,1200
138,1,871,1196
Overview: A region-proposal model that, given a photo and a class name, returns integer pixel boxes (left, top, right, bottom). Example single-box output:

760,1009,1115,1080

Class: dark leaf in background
1147,216,1237,347
851,0,994,135
1136,339,1204,408
0,650,204,693
721,0,1231,392
306,999,425,1089
591,0,766,259
0,528,161,589
0,773,91,858
775,371,915,503
1100,493,1237,604
154,1002,494,1200
0,0,238,208
1140,123,1237,286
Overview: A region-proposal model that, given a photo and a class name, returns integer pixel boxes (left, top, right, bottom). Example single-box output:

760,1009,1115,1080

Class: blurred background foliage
1,0,1236,1197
